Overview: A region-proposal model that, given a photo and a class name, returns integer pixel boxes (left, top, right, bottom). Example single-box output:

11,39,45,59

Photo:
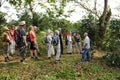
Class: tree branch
0,0,6,7
74,0,100,18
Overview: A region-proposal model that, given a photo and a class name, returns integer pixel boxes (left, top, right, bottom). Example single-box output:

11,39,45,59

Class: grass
0,53,119,80
0,36,119,80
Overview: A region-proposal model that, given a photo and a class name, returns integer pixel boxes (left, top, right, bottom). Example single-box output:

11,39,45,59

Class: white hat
19,21,26,25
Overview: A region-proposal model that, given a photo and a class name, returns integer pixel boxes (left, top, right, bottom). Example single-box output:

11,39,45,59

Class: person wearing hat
2,26,11,62
46,29,55,59
17,21,28,62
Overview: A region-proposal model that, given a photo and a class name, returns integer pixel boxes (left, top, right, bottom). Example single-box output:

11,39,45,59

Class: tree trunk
99,0,111,38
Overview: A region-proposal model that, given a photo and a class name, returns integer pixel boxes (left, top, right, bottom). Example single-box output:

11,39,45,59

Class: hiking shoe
31,57,34,59
5,58,9,62
20,59,24,62
48,57,51,59
5,57,10,62
55,60,59,64
35,57,39,60
7,57,10,61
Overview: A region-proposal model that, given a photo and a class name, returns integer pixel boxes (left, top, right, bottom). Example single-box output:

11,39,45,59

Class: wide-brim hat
19,21,26,26
3,26,9,31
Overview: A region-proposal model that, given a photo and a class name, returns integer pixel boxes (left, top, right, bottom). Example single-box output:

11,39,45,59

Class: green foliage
103,53,120,67
102,19,120,67
56,68,77,80
18,11,32,30
72,14,99,49
0,71,18,80
0,11,6,25
7,0,22,6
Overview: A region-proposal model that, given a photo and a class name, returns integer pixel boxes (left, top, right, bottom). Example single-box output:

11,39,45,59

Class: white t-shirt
84,36,90,49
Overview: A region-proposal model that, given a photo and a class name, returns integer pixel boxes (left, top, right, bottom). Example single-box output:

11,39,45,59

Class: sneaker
20,59,24,62
31,57,34,59
35,57,39,60
5,58,9,62
48,57,51,59
7,57,10,61
55,60,59,64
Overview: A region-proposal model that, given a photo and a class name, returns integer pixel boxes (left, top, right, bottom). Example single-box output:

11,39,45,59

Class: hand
25,43,28,46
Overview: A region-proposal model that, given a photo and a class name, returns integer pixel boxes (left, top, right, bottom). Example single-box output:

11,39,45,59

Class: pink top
29,31,36,42
10,29,15,40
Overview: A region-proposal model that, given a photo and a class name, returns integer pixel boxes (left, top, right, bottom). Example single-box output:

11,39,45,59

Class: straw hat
19,21,26,26
3,26,9,31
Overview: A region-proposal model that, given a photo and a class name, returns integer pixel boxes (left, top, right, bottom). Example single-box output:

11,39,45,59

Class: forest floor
0,49,120,80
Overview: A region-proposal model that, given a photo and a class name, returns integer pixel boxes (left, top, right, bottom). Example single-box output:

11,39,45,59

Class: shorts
30,41,36,50
3,44,10,54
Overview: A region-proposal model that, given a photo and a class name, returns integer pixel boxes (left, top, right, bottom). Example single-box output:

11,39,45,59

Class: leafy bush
103,53,120,67
102,19,120,67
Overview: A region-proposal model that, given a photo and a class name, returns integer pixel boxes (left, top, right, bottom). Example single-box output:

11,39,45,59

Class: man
18,21,28,62
81,32,91,62
2,26,11,62
58,28,63,55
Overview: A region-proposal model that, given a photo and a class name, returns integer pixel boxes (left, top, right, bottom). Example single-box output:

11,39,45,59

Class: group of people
45,28,91,63
1,20,91,63
2,21,39,62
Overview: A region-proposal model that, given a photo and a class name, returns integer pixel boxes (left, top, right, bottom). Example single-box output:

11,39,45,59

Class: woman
74,32,82,53
67,31,72,54
46,29,55,59
29,26,38,59
9,25,16,56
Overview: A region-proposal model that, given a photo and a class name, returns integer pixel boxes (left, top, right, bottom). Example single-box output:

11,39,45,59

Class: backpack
74,35,80,42
15,29,24,47
27,34,31,42
44,36,49,43
52,35,59,46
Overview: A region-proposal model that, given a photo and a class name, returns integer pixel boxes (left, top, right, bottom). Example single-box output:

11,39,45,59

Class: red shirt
64,32,70,37
29,31,36,42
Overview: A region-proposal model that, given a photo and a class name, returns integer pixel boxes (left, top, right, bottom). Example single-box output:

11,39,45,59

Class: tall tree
73,0,111,37
99,0,111,38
